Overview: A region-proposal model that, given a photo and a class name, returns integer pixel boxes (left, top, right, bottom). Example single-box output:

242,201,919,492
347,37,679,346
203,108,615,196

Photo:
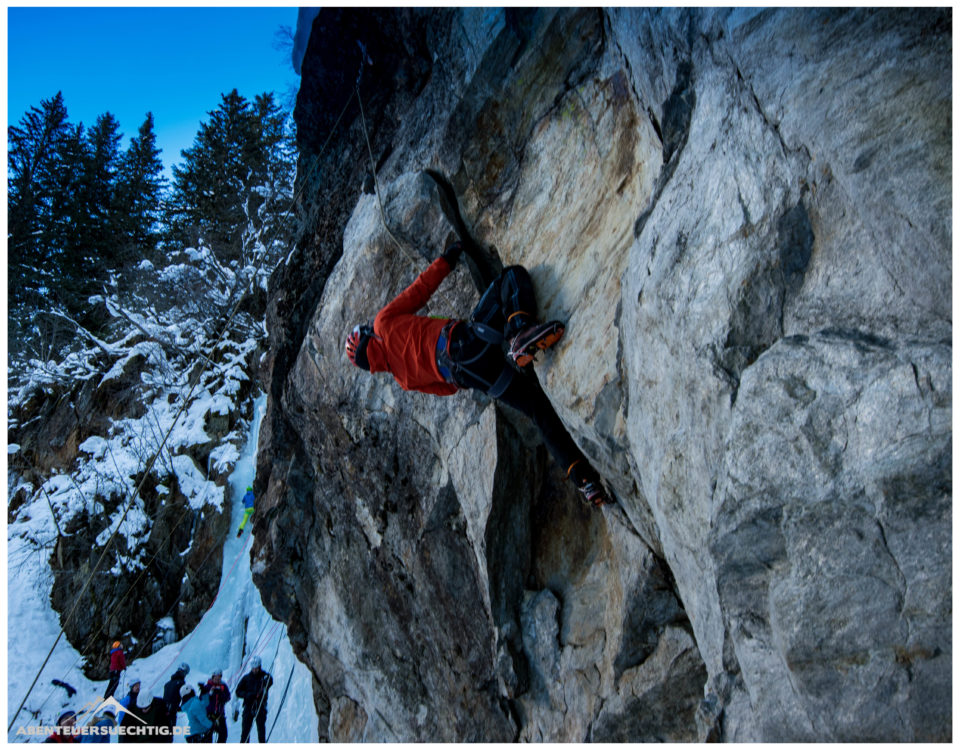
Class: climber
236,487,255,538
161,663,190,736
345,242,611,506
236,656,274,743
180,685,214,743
104,640,126,699
204,670,231,743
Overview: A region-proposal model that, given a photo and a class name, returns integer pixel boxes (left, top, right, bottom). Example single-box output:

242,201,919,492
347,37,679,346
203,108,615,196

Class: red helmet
345,324,374,370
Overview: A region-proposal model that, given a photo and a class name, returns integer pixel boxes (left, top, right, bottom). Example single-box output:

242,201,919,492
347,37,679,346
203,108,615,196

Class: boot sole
513,326,565,367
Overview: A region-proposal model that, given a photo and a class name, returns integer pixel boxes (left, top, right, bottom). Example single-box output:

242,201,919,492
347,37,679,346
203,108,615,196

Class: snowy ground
7,394,319,742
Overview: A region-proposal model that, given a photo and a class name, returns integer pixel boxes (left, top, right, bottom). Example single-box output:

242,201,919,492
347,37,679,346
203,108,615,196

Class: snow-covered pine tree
164,89,294,266
113,113,167,265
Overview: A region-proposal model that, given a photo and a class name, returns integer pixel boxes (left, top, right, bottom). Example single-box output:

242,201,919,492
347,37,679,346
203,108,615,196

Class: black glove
441,241,463,268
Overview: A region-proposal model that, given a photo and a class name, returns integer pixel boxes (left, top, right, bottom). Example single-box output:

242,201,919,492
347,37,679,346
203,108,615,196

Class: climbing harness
435,320,517,398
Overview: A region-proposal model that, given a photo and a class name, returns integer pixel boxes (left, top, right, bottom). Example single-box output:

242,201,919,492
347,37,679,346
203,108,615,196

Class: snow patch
172,455,224,511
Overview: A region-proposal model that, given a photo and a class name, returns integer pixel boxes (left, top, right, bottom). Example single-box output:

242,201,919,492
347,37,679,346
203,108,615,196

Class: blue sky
8,6,301,177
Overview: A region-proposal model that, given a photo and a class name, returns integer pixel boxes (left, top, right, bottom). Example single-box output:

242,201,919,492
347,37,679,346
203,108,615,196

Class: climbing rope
12,264,272,732
30,457,238,723
265,663,296,742
354,84,458,314
228,620,283,690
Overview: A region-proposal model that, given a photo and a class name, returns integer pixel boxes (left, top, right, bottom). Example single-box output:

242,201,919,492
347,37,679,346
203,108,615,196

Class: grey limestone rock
253,7,950,741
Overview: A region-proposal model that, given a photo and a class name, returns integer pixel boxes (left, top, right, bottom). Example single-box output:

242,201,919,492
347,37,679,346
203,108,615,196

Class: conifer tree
164,89,294,264
8,92,72,308
114,113,166,262
78,113,124,268
45,122,89,278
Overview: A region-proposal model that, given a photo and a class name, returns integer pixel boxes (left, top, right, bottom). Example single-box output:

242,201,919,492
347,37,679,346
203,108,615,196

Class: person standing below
117,677,142,744
236,657,274,743
45,710,78,743
161,663,190,739
104,641,126,699
180,685,214,743
236,487,255,538
204,670,231,743
81,709,116,744
135,689,168,743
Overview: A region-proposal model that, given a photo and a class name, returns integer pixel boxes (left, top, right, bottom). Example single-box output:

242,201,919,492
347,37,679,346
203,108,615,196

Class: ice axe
423,169,502,293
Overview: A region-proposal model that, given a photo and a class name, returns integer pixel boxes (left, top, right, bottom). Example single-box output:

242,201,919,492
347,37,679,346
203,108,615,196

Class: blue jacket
81,715,116,743
242,490,255,509
119,691,137,710
182,695,213,737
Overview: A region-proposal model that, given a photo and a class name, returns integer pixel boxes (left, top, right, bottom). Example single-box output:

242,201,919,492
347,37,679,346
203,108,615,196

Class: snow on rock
7,396,318,743
8,246,269,693
172,454,225,511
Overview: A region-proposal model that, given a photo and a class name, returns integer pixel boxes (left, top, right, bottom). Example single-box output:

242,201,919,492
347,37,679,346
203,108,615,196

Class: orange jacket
366,257,458,396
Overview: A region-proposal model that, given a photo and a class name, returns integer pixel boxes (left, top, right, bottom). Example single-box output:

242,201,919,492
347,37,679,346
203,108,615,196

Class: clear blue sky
8,6,301,176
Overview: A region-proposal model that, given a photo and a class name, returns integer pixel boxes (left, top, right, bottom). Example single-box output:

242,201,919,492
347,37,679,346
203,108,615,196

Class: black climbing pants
211,714,227,743
448,266,588,480
104,671,122,700
240,704,268,743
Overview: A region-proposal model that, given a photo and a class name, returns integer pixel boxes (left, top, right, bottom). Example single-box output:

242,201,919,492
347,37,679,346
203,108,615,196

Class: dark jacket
236,669,274,713
119,697,167,744
203,680,231,717
117,701,145,744
162,669,187,714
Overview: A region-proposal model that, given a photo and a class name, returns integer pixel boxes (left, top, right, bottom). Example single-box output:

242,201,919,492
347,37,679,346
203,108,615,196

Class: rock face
253,8,951,741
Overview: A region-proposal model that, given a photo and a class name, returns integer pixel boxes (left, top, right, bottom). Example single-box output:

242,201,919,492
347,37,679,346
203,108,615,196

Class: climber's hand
441,241,463,268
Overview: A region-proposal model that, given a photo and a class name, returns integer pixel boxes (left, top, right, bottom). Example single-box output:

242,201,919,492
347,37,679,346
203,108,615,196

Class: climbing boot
508,320,565,367
567,460,613,508
577,479,613,508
